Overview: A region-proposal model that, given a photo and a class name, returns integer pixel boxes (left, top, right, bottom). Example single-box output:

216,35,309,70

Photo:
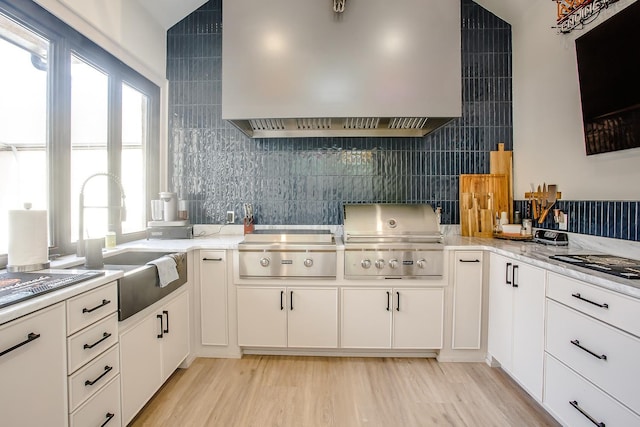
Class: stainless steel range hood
222,0,461,138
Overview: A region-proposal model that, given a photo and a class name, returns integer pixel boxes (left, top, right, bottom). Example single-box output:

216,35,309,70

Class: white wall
511,0,640,200
32,0,170,190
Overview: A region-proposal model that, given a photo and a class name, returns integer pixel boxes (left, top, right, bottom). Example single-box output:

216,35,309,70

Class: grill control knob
416,259,427,269
304,258,313,268
375,259,385,269
389,259,399,269
260,257,270,267
361,259,372,269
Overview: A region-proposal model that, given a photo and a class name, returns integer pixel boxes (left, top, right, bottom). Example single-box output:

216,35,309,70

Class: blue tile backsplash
166,0,638,242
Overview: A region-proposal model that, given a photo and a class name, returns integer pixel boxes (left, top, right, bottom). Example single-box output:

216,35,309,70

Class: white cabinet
488,252,545,401
341,287,444,349
120,289,190,425
0,303,67,427
451,251,483,349
237,286,338,348
200,250,228,345
544,272,640,424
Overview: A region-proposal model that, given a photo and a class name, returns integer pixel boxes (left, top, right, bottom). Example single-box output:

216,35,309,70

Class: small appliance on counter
146,193,192,239
533,230,569,246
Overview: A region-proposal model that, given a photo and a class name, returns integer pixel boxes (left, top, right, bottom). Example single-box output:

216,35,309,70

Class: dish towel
148,256,179,288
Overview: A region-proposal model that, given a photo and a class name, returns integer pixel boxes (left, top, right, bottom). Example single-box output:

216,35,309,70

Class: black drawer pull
290,291,294,310
163,310,169,334
459,259,480,263
571,339,607,360
386,291,391,311
280,291,284,310
101,412,115,427
571,293,609,309
157,314,164,338
569,400,606,427
396,291,400,311
512,264,519,288
82,299,111,313
202,258,223,261
505,262,512,285
84,332,111,349
85,365,113,386
0,332,40,358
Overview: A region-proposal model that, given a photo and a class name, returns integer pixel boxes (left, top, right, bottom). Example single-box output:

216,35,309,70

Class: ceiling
134,0,533,30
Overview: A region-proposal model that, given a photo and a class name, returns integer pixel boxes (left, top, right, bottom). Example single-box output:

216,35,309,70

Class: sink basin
67,251,188,321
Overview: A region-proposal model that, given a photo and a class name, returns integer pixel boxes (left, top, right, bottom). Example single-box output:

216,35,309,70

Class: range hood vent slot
390,117,429,130
297,118,332,130
344,117,380,130
250,119,286,131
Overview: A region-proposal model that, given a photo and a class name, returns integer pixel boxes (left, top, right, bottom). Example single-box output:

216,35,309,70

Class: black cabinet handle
512,265,519,288
82,299,111,313
571,293,609,309
280,291,284,310
570,339,607,360
459,259,480,263
101,412,115,427
290,291,294,310
157,314,164,338
202,258,223,262
83,332,111,349
569,400,606,427
85,365,113,386
386,291,391,311
505,262,512,285
396,291,400,311
163,310,169,334
0,332,40,358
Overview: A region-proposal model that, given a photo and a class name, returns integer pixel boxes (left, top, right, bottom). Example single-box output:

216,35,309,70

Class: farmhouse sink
67,251,188,321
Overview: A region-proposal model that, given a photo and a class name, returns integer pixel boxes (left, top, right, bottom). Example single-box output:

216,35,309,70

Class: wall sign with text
554,0,619,33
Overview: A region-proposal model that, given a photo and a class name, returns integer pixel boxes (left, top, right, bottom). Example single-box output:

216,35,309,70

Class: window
0,0,159,265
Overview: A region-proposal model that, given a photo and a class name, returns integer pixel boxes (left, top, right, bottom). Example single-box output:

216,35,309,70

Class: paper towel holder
7,204,51,273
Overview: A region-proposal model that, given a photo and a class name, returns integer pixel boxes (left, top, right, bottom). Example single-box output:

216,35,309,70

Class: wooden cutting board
490,143,513,223
459,174,508,237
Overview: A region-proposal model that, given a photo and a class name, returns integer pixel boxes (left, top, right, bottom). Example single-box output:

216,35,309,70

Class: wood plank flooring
130,356,559,427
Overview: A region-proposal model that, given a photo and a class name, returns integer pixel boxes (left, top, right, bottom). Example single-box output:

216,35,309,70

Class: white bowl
501,224,522,234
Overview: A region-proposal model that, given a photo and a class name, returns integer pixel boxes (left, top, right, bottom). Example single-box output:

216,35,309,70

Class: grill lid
343,204,442,243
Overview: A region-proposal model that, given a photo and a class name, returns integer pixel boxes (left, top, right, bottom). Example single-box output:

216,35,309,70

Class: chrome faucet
77,173,127,256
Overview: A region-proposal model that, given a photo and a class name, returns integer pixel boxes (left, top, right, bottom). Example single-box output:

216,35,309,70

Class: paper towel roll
8,209,49,272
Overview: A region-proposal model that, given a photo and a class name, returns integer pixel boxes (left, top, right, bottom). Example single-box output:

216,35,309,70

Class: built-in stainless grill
343,204,444,279
238,229,337,279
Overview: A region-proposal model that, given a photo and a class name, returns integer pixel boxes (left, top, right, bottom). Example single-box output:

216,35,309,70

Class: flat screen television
575,2,640,155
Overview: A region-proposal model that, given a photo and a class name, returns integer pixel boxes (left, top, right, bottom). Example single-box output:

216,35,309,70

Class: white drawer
546,299,640,414
70,375,121,427
67,313,118,374
544,354,640,427
67,282,118,335
547,272,640,337
68,344,120,412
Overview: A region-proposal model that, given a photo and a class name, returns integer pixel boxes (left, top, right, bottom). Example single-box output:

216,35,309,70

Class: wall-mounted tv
575,2,640,156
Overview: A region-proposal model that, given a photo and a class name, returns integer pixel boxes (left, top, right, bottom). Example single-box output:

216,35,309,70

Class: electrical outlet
559,212,568,231
226,211,235,224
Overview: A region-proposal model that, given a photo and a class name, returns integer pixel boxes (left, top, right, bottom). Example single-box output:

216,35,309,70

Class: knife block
460,192,494,237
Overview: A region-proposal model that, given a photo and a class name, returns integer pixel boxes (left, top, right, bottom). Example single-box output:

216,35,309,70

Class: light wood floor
130,356,559,427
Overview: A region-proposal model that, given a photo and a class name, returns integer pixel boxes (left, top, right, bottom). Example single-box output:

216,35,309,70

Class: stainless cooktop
550,254,640,280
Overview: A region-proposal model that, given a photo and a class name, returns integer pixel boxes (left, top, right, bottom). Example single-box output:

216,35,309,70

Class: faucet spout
77,173,127,256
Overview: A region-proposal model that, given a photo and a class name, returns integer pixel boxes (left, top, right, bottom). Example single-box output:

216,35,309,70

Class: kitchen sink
67,251,188,321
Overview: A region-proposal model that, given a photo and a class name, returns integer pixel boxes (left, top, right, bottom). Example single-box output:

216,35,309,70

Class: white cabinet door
341,288,392,349
0,303,67,427
161,290,190,381
452,251,483,349
237,287,287,347
200,251,228,345
511,261,545,401
120,312,163,425
393,288,444,349
287,288,338,348
488,252,514,371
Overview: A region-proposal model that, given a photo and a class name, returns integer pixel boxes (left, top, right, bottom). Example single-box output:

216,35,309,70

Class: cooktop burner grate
0,271,105,309
550,255,640,280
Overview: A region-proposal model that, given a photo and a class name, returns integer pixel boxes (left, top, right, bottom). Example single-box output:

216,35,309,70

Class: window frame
0,0,160,262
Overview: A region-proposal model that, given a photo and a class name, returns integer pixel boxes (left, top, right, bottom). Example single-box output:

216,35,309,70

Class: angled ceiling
135,0,525,30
